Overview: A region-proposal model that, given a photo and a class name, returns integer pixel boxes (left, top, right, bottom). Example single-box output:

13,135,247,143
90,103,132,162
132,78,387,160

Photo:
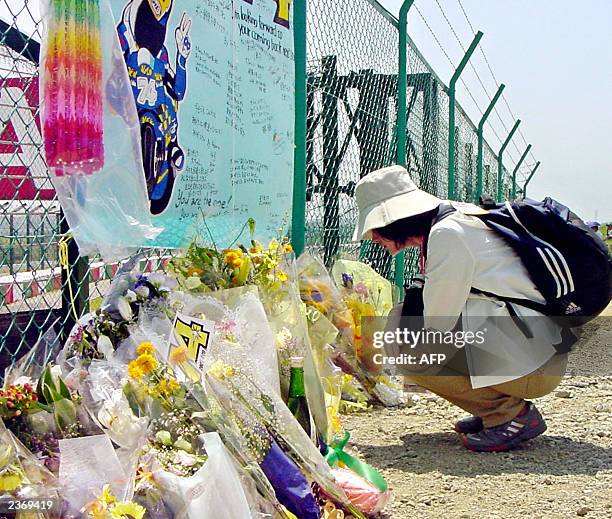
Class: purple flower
341,273,353,289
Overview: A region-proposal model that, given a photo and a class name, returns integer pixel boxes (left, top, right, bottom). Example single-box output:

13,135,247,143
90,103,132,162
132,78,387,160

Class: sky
380,0,612,223
3,0,611,222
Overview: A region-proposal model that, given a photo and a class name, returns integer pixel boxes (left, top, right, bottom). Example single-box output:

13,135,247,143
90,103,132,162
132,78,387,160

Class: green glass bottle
287,356,312,438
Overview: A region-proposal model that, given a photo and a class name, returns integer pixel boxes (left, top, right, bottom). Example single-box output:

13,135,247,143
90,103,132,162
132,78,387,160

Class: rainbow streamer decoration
42,0,104,175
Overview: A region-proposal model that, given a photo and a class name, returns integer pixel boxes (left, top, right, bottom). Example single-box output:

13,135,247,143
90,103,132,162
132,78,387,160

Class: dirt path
344,306,612,519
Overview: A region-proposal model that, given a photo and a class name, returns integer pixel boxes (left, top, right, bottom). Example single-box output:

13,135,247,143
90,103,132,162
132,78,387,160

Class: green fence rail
0,0,534,372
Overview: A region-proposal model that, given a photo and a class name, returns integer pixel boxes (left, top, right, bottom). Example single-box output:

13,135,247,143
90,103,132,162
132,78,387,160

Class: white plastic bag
154,432,252,518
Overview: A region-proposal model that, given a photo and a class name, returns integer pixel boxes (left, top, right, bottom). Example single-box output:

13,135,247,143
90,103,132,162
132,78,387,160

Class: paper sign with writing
111,0,295,247
169,312,215,375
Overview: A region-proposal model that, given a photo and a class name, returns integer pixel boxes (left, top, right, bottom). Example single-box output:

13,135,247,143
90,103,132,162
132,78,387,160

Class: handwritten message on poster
112,0,294,247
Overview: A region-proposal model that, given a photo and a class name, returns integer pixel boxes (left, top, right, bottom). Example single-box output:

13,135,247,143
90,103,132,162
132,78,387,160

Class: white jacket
401,202,564,388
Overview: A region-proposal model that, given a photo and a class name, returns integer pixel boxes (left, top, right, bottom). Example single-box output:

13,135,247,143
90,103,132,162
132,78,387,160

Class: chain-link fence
0,0,173,373
302,0,512,279
0,0,518,371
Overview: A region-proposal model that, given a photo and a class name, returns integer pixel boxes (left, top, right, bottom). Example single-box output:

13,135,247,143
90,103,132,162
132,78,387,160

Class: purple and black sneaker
461,402,547,452
454,415,484,434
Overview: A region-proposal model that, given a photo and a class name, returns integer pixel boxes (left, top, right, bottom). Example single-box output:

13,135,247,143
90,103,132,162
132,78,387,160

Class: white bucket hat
352,165,443,241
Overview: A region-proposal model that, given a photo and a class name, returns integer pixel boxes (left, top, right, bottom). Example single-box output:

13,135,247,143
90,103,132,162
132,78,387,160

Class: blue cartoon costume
117,0,191,214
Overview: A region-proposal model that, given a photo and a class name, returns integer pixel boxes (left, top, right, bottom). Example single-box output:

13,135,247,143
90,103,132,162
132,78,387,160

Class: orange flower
187,267,204,277
169,346,189,365
224,249,244,268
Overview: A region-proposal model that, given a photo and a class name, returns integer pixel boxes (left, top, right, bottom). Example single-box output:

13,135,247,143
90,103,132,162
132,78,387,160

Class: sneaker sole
462,420,547,453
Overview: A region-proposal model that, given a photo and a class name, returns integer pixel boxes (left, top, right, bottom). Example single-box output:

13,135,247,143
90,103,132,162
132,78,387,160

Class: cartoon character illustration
117,0,191,215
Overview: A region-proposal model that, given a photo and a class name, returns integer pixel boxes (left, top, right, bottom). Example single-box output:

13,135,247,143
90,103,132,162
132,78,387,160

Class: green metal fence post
475,83,505,202
497,119,521,202
511,144,532,199
522,161,541,199
394,0,415,294
448,31,483,199
291,0,307,255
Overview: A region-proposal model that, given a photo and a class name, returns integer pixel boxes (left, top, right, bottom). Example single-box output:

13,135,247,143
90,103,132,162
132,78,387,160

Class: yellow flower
134,353,158,375
208,360,235,380
0,469,23,492
110,504,144,519
276,270,288,282
136,341,155,356
158,377,181,396
224,249,244,268
110,501,146,519
327,406,343,435
267,239,280,252
127,361,144,380
169,346,189,365
283,243,293,253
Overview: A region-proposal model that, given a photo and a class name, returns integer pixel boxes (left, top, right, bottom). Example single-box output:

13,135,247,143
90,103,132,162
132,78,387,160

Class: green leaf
53,398,77,432
58,376,72,400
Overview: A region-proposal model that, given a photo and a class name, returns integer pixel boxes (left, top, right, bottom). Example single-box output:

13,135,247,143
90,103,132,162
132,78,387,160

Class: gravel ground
343,305,612,519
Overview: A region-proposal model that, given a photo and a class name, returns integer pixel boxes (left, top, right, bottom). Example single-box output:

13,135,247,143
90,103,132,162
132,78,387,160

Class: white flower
13,376,35,387
125,289,137,303
98,390,148,448
135,285,150,298
117,296,134,321
97,335,114,358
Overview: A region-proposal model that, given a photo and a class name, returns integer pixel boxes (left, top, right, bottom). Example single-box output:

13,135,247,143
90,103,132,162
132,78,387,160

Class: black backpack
474,197,612,326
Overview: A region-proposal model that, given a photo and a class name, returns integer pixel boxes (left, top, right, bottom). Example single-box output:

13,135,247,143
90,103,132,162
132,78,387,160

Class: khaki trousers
406,353,568,427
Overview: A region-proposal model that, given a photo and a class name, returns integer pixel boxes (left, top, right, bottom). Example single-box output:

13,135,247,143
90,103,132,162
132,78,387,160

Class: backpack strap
432,202,457,225
470,288,549,315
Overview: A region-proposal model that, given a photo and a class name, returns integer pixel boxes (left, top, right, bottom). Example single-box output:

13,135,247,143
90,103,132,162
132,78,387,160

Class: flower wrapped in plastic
297,253,355,341
0,420,60,513
2,362,104,475
169,220,293,294
201,339,368,519
117,342,271,518
169,286,281,395
82,483,146,519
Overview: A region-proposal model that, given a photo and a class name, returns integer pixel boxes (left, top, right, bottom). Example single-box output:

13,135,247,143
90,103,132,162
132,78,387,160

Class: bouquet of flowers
169,219,293,293
169,227,328,442
201,333,368,519
0,420,60,514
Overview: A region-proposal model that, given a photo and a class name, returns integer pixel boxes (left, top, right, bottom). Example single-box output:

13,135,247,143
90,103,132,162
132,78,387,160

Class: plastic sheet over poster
112,0,295,247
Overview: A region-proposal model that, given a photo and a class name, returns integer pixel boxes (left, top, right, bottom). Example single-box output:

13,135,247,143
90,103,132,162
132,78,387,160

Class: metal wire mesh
0,0,172,374
1,0,516,370
303,0,512,282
